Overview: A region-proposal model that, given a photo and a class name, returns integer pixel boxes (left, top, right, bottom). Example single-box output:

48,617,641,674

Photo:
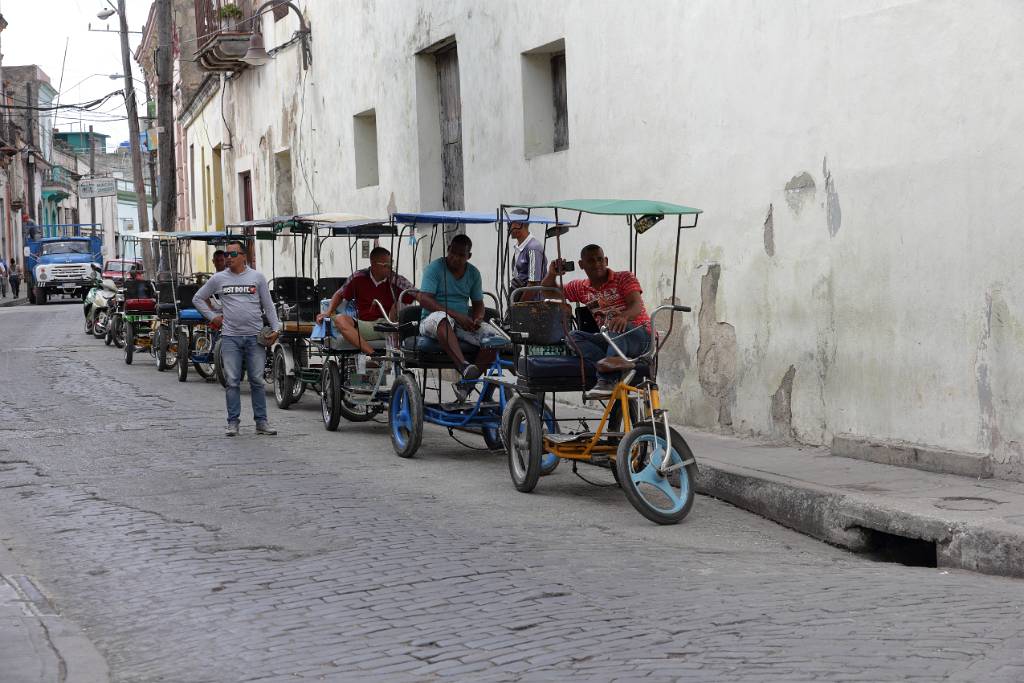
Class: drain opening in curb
853,527,937,568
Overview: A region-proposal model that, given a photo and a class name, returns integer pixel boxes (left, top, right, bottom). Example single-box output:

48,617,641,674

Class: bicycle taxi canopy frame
390,209,566,316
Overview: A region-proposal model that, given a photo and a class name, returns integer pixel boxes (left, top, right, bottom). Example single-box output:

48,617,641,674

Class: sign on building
79,178,117,198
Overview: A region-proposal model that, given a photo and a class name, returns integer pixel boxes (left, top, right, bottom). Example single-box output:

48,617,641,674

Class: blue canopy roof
391,210,564,225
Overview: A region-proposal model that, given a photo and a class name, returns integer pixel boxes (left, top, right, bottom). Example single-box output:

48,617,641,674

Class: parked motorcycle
83,265,119,339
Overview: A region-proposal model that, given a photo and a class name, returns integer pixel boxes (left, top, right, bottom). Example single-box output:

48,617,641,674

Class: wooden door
436,44,464,211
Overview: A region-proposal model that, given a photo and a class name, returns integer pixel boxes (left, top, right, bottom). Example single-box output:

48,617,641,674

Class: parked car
102,259,143,284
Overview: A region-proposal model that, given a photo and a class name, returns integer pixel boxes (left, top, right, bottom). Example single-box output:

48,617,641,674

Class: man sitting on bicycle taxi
419,234,502,382
316,246,413,367
540,244,651,400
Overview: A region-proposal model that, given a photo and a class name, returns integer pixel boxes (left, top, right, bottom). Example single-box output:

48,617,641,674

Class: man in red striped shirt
541,244,651,399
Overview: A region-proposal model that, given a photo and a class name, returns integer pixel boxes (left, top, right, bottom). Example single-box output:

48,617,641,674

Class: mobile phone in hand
556,258,575,273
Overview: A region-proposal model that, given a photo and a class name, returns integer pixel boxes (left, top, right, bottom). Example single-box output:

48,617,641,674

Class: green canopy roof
515,199,702,216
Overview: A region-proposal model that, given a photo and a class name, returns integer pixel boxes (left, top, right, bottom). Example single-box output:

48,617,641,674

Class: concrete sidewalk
689,431,1024,579
0,293,27,308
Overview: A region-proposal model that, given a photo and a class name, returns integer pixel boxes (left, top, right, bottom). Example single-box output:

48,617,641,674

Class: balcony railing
194,0,255,72
43,166,75,197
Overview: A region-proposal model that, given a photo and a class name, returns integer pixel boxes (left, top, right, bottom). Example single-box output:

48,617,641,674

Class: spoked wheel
112,316,126,348
92,307,108,339
214,338,227,387
616,423,697,525
337,360,376,422
104,315,115,346
321,362,342,431
388,373,423,458
539,408,561,475
500,397,560,476
177,328,190,382
155,326,170,371
123,323,135,365
192,333,215,379
503,396,543,492
84,308,94,335
273,347,296,409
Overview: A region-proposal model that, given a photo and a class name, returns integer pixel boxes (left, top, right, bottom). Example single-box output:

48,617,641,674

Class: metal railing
194,0,255,47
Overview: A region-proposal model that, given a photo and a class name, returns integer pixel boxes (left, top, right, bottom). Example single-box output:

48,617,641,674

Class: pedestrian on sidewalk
7,259,21,299
192,240,282,437
0,258,8,298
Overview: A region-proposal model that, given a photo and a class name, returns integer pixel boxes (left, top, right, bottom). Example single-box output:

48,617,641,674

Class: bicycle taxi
223,213,370,402
380,210,563,462
313,217,403,429
170,231,230,382
120,232,165,366
496,199,702,525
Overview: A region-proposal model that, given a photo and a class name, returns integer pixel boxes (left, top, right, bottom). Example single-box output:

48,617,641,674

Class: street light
242,1,312,70
60,73,124,93
97,8,116,20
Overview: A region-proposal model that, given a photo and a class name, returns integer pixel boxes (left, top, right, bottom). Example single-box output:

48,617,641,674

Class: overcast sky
3,0,153,152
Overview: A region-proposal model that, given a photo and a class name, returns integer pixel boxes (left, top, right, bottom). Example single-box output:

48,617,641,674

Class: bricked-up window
353,109,380,188
522,39,568,158
551,52,568,152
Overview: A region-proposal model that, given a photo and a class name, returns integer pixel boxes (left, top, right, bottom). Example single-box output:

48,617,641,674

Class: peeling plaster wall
183,0,1024,463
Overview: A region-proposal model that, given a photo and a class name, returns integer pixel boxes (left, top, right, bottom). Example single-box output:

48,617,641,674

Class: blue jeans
221,335,268,424
569,325,652,383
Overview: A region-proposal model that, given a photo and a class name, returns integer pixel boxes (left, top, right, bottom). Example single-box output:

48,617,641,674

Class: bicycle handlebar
509,286,564,303
599,304,692,363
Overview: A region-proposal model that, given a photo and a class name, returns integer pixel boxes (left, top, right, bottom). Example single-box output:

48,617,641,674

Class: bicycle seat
596,356,635,373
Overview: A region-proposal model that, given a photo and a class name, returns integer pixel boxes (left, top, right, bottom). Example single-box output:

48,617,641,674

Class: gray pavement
695,436,1024,578
2,301,1024,681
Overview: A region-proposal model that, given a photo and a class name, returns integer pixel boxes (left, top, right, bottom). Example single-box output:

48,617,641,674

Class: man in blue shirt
418,234,499,381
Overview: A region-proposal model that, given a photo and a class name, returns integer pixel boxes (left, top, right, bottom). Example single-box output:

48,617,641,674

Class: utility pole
88,125,97,236
117,0,150,233
156,0,176,231
142,72,158,209
25,83,35,226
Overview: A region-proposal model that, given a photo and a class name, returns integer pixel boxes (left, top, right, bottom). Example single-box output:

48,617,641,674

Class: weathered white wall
182,0,1024,466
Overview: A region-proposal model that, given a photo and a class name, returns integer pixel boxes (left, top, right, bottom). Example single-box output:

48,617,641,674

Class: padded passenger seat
516,355,597,391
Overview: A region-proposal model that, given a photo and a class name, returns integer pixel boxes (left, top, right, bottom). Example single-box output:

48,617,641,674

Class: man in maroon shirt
540,244,652,398
317,247,413,360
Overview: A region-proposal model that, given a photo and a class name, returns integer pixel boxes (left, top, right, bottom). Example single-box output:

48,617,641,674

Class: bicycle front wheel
616,423,697,525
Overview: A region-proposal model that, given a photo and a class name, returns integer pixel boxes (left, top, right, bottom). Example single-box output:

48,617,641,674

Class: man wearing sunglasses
193,241,281,436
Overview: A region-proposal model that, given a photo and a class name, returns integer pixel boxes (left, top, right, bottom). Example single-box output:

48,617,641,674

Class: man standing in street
193,240,281,436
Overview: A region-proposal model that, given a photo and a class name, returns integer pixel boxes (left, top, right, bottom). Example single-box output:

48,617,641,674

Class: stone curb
0,296,27,308
695,458,1024,580
832,433,994,479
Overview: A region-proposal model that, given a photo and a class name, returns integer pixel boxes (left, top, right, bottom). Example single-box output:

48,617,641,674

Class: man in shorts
317,247,413,365
541,244,651,399
418,234,502,381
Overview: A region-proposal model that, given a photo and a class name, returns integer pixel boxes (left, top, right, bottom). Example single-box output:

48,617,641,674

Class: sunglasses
226,251,242,257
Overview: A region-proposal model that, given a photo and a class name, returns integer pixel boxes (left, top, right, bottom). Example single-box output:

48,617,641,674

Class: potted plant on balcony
218,3,246,31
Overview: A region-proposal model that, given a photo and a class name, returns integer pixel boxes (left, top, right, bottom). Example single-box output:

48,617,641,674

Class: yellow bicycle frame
544,379,661,462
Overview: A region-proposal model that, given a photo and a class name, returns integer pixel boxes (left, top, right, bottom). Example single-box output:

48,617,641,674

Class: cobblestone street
2,302,1024,682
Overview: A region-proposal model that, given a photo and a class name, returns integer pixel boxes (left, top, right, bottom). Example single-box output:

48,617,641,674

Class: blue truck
25,226,103,305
